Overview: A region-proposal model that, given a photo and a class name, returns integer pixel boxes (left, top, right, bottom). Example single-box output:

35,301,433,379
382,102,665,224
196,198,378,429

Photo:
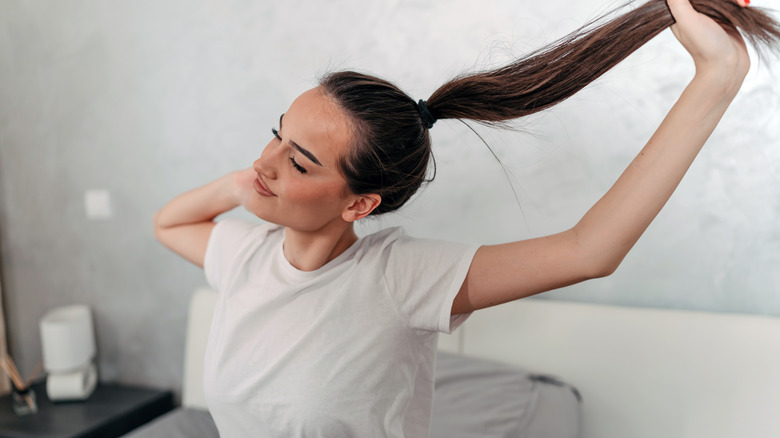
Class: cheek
283,179,345,205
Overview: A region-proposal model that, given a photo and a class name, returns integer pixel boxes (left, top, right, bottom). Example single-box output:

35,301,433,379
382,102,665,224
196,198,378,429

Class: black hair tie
417,100,437,129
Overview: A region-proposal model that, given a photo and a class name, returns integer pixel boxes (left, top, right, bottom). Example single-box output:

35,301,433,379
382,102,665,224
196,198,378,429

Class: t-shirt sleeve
204,218,262,293
383,232,480,334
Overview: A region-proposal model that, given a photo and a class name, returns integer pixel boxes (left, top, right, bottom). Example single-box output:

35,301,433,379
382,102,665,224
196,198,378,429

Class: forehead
283,87,352,167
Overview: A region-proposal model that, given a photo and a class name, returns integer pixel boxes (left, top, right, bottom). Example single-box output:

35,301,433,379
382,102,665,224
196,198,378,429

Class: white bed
453,298,780,438
128,287,780,438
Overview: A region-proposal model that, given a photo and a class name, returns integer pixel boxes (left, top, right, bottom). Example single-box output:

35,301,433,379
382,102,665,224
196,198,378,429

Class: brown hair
321,0,779,215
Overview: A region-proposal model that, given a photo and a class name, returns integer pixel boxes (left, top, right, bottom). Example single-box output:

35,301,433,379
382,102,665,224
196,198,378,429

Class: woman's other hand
154,171,247,267
231,167,258,211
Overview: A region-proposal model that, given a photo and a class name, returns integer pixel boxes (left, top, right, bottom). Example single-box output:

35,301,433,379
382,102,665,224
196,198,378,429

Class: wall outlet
84,189,113,220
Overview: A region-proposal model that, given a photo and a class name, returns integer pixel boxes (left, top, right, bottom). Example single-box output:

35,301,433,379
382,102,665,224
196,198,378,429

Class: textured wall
0,0,778,398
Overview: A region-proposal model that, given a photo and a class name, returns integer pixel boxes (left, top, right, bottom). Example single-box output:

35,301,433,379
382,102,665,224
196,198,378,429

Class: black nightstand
0,381,174,438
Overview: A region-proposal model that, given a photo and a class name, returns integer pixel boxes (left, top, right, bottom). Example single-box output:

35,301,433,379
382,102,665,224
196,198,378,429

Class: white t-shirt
202,219,479,438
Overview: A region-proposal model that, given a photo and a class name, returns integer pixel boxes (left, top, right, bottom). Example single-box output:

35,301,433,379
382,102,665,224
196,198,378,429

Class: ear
342,194,381,222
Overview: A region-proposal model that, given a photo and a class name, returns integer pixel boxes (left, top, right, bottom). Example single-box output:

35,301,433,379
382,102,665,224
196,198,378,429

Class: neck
282,222,358,272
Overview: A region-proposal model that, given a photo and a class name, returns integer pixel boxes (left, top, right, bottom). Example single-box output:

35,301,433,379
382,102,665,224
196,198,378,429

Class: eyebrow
279,114,322,167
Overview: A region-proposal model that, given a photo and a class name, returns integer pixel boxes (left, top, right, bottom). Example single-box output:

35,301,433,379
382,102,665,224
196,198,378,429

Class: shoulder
204,219,283,291
355,226,478,270
366,227,476,254
206,218,282,262
357,226,406,249
353,226,426,260
212,218,280,242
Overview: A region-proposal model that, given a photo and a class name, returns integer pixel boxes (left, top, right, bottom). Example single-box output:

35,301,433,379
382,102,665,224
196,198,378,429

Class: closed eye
290,157,307,174
273,128,307,174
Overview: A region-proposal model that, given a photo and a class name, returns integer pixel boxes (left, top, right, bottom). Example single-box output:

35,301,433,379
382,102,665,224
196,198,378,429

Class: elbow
152,210,166,242
584,250,627,279
589,259,620,279
571,228,626,280
576,247,623,281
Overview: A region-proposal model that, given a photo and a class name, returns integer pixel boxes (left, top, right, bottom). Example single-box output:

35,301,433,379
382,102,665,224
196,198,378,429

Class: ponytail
322,0,779,215
426,0,780,125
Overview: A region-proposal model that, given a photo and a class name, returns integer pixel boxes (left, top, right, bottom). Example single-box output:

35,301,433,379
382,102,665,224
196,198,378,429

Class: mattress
122,352,581,438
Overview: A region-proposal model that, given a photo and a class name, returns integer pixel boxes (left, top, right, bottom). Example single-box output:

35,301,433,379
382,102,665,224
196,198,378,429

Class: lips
253,175,276,197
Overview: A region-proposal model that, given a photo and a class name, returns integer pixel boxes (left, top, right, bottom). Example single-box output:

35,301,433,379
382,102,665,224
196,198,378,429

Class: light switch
84,189,113,220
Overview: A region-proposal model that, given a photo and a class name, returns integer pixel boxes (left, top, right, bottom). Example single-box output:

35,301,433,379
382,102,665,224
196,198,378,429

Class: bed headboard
182,287,780,438
181,288,218,410
458,299,780,438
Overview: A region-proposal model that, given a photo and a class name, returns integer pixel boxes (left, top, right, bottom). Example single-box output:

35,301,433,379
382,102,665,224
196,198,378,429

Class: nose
253,141,279,179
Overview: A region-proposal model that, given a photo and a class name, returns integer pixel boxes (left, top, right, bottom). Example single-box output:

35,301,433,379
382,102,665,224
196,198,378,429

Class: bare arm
453,0,751,314
153,169,255,267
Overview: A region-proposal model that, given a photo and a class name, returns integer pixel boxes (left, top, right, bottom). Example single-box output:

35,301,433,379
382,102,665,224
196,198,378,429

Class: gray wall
1,0,778,400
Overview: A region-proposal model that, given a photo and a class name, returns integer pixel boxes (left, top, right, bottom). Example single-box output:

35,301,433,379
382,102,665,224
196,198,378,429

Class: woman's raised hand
154,168,260,268
231,167,259,210
667,0,750,83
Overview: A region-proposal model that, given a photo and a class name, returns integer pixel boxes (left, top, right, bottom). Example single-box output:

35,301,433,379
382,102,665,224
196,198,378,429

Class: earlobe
342,194,381,222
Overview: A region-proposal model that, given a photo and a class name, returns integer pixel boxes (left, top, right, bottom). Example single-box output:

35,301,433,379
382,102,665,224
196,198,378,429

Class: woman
154,0,777,436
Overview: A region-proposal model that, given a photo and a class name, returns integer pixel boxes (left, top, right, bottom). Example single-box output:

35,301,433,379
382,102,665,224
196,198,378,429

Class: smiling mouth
253,176,276,197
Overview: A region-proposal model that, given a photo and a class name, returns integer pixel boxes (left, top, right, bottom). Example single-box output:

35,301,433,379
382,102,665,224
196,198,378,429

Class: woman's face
246,87,359,232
